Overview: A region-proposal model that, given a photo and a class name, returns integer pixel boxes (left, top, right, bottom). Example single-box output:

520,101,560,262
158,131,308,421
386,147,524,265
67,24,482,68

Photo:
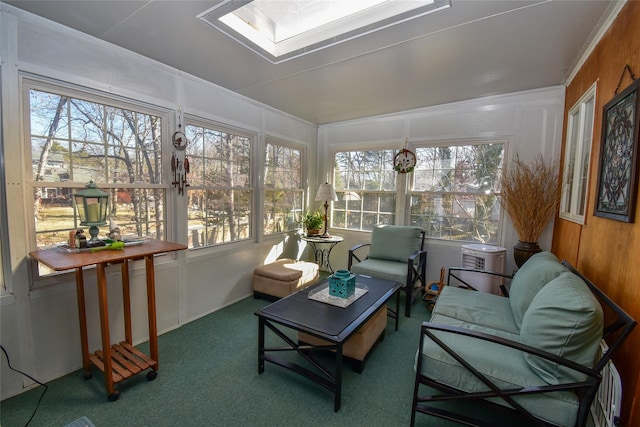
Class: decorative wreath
172,131,188,151
393,148,417,173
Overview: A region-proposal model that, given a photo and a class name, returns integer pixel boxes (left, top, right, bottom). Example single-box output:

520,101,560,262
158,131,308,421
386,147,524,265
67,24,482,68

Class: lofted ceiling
4,0,618,124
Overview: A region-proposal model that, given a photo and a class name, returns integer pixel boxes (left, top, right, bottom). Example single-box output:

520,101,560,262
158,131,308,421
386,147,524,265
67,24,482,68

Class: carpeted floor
0,295,525,426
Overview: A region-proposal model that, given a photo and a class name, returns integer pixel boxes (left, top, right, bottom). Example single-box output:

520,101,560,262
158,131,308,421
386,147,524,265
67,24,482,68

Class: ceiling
4,0,617,125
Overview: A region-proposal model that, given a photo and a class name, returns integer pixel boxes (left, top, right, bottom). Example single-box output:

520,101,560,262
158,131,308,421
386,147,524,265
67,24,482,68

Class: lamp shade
315,183,338,202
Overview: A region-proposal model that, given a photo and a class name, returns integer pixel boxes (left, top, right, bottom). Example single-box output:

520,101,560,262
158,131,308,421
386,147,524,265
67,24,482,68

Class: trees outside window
28,83,166,276
332,141,505,244
264,140,304,235
410,142,504,244
333,150,397,231
185,121,253,248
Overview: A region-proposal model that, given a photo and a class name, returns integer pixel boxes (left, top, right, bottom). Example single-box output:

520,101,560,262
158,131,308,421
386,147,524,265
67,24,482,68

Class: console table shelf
89,341,156,383
29,239,186,401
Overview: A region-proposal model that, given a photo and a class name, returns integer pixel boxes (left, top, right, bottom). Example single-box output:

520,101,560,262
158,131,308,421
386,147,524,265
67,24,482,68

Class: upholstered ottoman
298,305,387,373
252,258,319,299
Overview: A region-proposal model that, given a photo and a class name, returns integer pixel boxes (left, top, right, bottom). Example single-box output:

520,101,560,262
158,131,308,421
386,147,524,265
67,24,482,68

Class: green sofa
411,252,636,427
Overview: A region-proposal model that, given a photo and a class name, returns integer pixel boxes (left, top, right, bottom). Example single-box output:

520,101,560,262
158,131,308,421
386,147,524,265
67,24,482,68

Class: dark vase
513,241,542,267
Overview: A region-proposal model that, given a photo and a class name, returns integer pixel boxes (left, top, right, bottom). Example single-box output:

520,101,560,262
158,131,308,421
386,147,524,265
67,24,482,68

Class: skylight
199,0,450,63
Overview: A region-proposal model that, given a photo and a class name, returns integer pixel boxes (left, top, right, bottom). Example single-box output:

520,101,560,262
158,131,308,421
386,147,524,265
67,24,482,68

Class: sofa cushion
520,271,603,385
509,252,568,329
431,286,519,335
416,321,580,427
367,225,422,263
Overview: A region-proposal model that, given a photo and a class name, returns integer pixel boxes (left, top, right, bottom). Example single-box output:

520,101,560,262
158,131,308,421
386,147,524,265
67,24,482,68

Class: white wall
0,5,317,400
318,86,565,281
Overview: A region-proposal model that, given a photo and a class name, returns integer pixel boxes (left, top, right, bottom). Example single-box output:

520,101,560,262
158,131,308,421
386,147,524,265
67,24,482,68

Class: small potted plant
300,211,324,236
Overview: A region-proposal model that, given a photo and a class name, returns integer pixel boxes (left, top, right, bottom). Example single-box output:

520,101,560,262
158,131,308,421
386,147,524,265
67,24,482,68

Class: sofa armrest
415,321,600,427
447,267,513,295
420,321,596,379
348,243,371,269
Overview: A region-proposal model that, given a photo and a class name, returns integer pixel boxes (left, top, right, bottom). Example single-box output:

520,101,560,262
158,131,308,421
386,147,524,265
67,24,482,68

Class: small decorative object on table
73,181,109,247
108,218,122,241
329,269,356,298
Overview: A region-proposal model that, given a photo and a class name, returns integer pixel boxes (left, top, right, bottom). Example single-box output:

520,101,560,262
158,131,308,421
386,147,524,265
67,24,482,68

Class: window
27,83,167,275
0,192,6,293
264,140,304,235
0,111,7,292
185,121,253,248
199,0,450,63
560,83,596,224
333,149,397,231
409,142,504,243
332,143,504,241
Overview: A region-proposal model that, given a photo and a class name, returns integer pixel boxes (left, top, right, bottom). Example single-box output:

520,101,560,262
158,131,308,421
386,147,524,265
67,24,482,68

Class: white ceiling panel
4,0,617,124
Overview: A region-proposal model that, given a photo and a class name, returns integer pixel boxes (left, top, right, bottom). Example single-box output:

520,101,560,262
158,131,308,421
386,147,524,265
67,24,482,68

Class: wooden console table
29,239,186,401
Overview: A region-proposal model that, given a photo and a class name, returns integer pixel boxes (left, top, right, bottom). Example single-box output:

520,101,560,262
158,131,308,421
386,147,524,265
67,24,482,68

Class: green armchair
348,225,427,317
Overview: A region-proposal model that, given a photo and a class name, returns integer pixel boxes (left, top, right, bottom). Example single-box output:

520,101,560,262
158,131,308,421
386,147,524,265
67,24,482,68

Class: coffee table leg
335,343,343,412
258,317,265,374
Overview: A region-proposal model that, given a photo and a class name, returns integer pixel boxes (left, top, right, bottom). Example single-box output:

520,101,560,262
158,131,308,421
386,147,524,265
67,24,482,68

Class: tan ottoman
252,258,319,299
298,305,387,373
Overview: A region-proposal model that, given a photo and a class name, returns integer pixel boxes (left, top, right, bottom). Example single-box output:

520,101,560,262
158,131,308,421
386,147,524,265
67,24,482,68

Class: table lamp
74,180,109,247
314,182,338,238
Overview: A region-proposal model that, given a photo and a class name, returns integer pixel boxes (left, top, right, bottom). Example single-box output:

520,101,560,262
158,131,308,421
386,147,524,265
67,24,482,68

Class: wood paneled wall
552,2,640,425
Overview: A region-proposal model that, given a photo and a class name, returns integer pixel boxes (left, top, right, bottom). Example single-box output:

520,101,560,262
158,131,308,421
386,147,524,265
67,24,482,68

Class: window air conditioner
459,244,506,294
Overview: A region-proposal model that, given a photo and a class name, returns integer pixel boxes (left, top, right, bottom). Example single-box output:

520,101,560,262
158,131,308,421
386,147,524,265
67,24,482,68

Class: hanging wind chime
171,109,189,195
394,138,417,173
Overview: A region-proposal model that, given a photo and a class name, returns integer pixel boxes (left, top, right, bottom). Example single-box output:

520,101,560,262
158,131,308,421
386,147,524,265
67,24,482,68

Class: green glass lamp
74,181,109,246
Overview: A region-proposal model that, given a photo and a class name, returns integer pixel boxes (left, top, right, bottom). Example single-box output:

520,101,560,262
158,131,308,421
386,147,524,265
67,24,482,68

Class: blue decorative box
329,270,356,298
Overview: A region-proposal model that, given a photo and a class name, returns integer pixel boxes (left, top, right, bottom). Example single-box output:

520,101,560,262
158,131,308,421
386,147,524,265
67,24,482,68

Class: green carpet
0,296,523,426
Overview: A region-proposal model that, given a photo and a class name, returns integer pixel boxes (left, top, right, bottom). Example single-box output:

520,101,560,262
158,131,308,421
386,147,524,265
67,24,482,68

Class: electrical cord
0,344,48,426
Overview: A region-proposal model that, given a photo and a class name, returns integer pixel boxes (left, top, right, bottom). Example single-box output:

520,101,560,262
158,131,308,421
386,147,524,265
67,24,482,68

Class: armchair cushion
367,225,423,263
520,271,603,385
350,258,408,285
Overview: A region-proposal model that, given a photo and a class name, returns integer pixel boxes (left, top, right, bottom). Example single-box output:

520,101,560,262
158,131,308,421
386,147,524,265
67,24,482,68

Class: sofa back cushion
520,271,603,385
367,225,423,263
509,252,567,329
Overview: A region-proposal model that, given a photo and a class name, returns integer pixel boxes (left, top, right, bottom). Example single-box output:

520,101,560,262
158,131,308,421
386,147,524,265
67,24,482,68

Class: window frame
183,115,257,250
23,78,170,279
0,95,8,294
331,147,399,232
408,139,506,245
330,139,506,245
263,137,306,237
560,82,597,224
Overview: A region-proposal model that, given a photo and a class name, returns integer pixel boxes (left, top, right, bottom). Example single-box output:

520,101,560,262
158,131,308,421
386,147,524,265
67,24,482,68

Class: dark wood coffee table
255,275,402,411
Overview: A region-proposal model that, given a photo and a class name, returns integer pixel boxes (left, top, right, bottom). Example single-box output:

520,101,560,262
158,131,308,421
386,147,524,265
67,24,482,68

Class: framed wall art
594,76,640,222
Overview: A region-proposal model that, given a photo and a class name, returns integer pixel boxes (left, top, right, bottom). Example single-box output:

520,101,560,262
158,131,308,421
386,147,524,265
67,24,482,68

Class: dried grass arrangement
500,155,561,243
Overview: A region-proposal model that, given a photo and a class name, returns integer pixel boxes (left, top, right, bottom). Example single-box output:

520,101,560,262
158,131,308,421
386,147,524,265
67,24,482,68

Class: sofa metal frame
411,260,637,427
447,266,514,296
348,230,427,318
